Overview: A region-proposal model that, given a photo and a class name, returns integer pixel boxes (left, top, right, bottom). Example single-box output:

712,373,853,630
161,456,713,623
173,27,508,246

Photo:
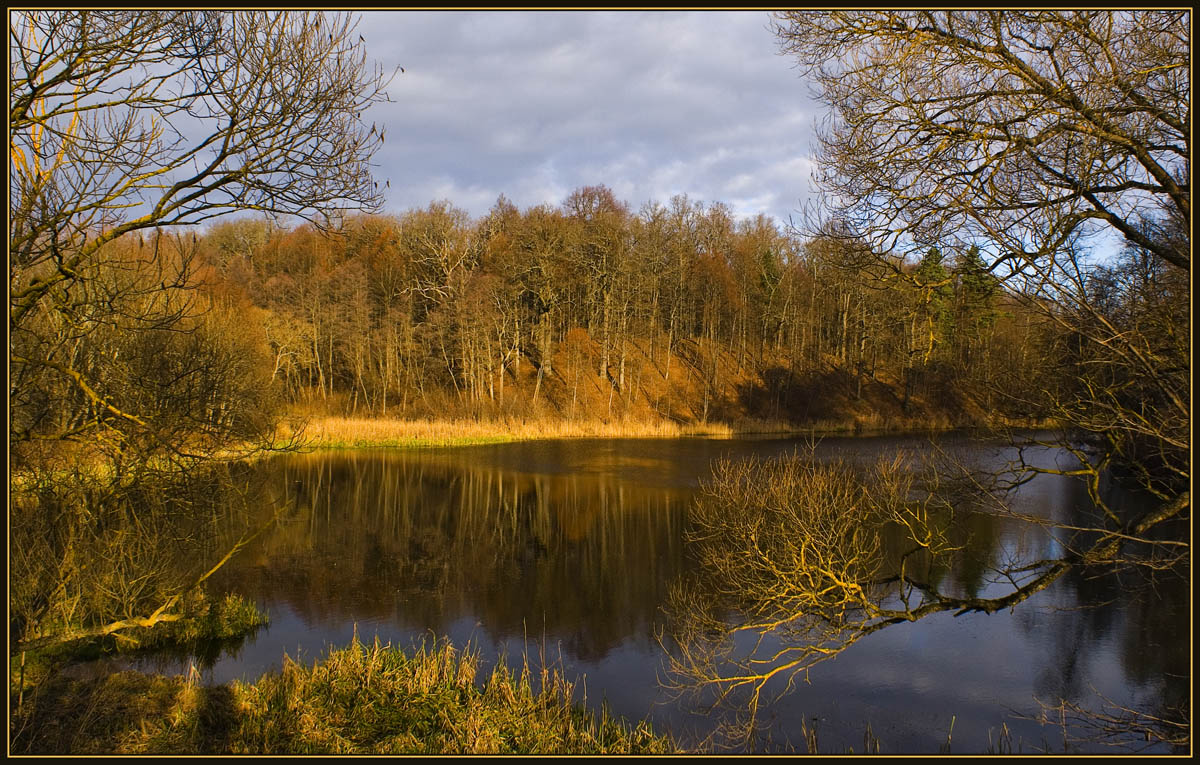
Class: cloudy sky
356,10,822,226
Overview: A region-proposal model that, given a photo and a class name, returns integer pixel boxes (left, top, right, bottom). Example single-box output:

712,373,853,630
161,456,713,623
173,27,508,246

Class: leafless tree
771,8,1188,573
774,10,1187,272
10,9,393,454
9,10,393,651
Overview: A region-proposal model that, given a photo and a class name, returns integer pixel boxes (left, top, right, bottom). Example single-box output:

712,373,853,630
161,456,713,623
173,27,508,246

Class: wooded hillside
185,187,1051,428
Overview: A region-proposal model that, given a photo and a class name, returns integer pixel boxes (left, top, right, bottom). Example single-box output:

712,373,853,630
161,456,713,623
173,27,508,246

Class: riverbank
283,413,1051,450
11,636,675,755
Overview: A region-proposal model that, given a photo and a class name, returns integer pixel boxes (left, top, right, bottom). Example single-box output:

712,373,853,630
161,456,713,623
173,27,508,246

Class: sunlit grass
139,592,269,650
283,413,1030,451
286,415,749,449
11,636,676,755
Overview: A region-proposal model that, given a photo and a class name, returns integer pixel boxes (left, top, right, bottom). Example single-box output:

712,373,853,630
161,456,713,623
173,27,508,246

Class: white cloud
363,10,821,224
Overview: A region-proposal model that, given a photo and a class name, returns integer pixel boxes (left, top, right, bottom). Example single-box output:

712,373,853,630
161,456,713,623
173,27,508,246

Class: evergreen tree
951,245,1000,368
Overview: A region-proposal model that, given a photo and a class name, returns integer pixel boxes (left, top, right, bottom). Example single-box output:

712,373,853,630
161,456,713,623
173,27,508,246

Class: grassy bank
287,415,743,449
285,413,1046,450
11,636,675,755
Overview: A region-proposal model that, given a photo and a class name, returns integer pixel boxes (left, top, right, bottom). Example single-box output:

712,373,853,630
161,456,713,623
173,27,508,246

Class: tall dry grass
12,636,675,755
285,415,763,449
281,413,998,451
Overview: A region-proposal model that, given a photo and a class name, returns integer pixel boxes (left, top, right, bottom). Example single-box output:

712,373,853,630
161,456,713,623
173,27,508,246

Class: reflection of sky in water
109,434,1185,753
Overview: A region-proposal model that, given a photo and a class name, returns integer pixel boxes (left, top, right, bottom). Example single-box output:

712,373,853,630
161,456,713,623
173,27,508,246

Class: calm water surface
125,434,1188,753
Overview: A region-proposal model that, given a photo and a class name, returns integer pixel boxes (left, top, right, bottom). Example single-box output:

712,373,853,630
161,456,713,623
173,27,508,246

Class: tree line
186,187,1050,426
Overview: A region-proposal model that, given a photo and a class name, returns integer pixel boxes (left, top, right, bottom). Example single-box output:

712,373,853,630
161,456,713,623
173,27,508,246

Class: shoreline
281,414,1058,451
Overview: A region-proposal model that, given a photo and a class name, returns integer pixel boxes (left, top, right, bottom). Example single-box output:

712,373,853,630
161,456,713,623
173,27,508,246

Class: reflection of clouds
746,608,1060,751
806,596,1166,752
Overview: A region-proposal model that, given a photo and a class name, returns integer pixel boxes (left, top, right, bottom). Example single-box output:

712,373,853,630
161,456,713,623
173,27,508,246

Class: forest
16,187,1057,442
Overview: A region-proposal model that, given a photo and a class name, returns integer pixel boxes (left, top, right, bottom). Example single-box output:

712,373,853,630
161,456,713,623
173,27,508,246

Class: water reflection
163,435,1184,753
211,447,691,662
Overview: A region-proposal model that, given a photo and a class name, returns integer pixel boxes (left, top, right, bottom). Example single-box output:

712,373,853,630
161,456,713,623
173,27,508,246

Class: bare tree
782,9,1186,492
774,10,1187,271
771,9,1188,553
664,450,963,742
663,445,1186,747
10,9,392,455
10,11,391,287
9,10,394,651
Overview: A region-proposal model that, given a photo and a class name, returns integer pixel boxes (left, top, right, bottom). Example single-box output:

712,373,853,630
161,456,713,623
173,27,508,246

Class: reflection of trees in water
881,443,1187,743
1119,568,1189,752
210,452,691,661
1012,556,1189,752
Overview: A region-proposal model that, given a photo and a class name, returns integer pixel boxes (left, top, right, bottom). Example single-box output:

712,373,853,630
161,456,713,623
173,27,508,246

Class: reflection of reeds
10,461,272,656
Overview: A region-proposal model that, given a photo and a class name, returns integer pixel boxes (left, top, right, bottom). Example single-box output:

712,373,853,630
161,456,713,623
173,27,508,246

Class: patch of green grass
11,636,676,755
149,592,269,648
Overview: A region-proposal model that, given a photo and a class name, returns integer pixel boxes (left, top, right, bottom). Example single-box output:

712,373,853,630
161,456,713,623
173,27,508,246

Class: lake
118,433,1188,754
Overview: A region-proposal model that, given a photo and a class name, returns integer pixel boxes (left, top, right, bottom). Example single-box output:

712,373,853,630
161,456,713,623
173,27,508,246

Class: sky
355,10,822,227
